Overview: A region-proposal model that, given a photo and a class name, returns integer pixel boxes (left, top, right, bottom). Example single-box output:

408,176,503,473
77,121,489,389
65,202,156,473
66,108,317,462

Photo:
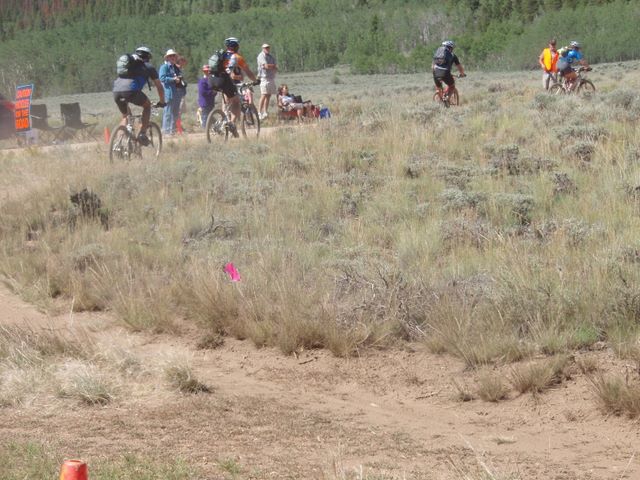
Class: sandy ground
0,283,639,479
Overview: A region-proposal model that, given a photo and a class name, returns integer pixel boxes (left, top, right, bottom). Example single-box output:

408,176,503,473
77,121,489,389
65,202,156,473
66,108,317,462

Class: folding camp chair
29,104,64,144
59,102,98,141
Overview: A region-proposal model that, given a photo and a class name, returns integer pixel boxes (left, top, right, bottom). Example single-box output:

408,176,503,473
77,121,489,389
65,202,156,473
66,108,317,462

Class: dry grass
509,355,572,395
163,360,211,394
476,372,510,402
2,64,640,375
590,374,640,418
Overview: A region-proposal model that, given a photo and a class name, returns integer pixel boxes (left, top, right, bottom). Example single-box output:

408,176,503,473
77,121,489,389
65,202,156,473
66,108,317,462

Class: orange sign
14,84,33,132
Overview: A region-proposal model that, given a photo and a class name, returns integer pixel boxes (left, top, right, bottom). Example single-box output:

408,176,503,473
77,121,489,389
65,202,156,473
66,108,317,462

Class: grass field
2,63,640,478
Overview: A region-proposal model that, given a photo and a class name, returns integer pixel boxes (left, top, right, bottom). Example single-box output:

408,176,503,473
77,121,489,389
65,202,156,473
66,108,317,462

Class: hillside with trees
0,0,638,96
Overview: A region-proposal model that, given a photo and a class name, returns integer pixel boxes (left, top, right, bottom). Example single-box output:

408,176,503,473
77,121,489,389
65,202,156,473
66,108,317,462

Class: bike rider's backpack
116,54,135,77
433,46,449,66
208,49,226,75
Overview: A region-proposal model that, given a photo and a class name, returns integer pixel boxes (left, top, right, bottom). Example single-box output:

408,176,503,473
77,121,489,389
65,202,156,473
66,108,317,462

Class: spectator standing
539,39,559,90
257,43,277,120
158,49,183,135
176,55,188,132
197,65,217,128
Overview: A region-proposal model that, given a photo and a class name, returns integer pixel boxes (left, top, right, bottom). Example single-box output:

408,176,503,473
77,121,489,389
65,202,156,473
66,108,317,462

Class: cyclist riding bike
112,46,166,146
209,37,258,126
556,41,590,92
432,40,466,102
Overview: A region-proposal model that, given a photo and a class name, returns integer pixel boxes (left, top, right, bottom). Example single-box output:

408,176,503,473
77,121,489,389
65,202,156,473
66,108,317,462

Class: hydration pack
433,46,449,66
116,54,135,78
208,49,226,75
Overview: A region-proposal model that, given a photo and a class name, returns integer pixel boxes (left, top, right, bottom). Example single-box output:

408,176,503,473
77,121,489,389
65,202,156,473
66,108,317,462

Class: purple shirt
198,76,216,109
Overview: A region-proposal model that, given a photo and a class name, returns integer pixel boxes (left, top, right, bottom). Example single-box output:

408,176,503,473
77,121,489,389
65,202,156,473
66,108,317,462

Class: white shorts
260,79,277,95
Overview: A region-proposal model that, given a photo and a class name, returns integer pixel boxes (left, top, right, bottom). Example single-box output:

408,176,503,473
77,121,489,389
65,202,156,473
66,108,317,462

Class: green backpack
208,49,226,75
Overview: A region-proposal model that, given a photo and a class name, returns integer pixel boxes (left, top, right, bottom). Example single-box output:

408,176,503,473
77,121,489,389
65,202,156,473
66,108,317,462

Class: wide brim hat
164,49,178,58
262,43,271,48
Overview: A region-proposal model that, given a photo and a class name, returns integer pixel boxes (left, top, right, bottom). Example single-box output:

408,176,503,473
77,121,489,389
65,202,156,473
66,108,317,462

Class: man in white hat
257,43,277,121
158,48,184,135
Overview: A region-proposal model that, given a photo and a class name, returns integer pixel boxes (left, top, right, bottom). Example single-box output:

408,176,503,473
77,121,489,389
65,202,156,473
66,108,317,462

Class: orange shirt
223,51,249,72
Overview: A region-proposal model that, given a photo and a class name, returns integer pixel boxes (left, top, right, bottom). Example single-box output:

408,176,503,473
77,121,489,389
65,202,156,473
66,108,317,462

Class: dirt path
0,282,638,479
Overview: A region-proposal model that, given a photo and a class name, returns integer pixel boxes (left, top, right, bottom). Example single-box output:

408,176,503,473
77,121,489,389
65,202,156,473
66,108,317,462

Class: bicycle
109,105,162,162
549,67,595,95
237,81,260,138
432,74,464,108
205,80,260,143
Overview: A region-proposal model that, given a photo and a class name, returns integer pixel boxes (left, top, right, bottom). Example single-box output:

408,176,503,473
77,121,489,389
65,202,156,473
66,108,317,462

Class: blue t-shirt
113,61,158,93
565,49,583,64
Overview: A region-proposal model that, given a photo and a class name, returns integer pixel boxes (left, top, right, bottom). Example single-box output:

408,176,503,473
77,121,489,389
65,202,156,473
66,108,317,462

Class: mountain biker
209,37,258,127
556,41,590,92
113,46,166,146
432,40,466,102
538,38,559,90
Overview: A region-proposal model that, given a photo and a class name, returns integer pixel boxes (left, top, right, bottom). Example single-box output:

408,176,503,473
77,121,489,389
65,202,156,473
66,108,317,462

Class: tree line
0,0,637,97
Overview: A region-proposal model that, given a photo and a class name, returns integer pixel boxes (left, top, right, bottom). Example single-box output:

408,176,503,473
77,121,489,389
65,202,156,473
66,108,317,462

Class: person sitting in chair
277,84,311,120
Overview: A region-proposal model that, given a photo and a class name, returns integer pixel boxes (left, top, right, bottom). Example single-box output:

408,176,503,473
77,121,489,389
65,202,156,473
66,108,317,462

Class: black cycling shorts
113,91,149,115
433,70,455,89
209,74,238,98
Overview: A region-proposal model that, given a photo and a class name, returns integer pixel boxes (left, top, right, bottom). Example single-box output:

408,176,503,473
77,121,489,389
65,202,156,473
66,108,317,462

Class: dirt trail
0,282,638,479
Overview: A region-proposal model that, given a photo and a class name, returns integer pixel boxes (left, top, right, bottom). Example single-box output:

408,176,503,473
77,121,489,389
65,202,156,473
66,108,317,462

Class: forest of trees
0,0,638,96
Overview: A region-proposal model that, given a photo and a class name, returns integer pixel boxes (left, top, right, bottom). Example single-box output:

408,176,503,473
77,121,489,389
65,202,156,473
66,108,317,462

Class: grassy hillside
2,0,639,96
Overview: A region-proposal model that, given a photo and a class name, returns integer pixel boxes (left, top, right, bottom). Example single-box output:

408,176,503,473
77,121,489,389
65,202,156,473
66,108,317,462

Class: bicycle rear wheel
108,125,130,162
241,104,260,138
206,109,227,143
145,122,162,158
549,84,564,95
577,80,596,95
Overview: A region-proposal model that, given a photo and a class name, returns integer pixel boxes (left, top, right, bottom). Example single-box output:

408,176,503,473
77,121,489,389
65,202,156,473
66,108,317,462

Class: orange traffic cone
59,459,88,480
176,117,183,134
104,126,110,144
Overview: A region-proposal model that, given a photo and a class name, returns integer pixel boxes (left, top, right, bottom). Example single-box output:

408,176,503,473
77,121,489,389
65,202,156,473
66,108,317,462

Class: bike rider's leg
229,96,241,124
433,75,444,100
140,99,152,133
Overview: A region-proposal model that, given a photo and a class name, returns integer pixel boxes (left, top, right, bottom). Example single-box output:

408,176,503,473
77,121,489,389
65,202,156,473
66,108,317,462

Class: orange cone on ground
104,126,110,144
176,117,183,134
59,459,88,480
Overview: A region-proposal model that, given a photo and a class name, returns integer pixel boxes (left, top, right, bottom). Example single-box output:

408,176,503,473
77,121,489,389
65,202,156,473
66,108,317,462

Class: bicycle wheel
241,104,260,138
108,125,130,162
145,122,162,158
448,89,459,106
206,109,227,143
577,80,596,95
549,84,564,95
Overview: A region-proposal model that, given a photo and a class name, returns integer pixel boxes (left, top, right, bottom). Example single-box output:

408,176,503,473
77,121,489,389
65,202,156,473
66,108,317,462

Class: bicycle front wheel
448,89,459,106
577,80,596,95
109,125,130,163
145,122,162,158
241,104,260,138
206,109,227,143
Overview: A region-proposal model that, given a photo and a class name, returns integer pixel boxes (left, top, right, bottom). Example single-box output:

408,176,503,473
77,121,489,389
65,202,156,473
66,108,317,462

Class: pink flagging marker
224,262,241,282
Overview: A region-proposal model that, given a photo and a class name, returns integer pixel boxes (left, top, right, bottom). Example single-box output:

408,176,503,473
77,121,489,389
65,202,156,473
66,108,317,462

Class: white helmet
570,41,581,49
134,46,152,60
442,40,455,48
